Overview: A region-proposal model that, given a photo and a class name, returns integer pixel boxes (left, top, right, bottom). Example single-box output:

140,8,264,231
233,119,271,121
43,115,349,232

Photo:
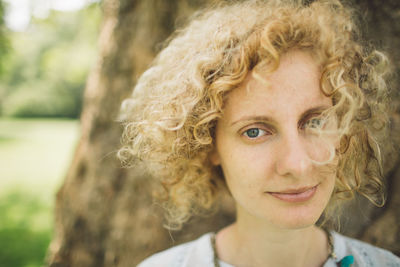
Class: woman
118,0,400,266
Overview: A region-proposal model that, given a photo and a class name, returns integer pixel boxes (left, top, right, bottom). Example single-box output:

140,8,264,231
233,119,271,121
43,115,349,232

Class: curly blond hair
118,0,391,229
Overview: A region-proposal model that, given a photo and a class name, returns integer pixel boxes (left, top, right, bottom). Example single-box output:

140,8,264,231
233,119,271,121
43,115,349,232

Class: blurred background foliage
0,0,10,75
0,0,100,266
0,1,100,118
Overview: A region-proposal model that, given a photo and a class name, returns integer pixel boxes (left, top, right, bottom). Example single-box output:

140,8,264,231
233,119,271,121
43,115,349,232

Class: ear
209,149,221,166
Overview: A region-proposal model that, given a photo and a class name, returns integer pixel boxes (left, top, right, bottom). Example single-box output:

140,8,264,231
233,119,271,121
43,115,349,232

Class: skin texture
211,50,336,267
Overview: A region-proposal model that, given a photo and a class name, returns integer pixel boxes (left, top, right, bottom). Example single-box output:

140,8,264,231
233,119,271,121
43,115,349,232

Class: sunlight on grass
0,190,53,267
0,118,80,267
0,118,80,198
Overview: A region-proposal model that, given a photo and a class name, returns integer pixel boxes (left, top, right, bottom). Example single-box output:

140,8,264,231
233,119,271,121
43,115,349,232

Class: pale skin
210,50,337,267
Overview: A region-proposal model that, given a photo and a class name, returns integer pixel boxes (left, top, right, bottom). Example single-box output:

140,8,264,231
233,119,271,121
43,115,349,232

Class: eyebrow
230,105,331,126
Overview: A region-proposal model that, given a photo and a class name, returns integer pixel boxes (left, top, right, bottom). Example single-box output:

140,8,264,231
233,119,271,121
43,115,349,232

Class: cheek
219,148,274,194
304,136,337,164
319,167,336,202
220,144,270,173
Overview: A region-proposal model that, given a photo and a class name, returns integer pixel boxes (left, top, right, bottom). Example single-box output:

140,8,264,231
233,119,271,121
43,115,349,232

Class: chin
264,198,329,230
273,184,334,229
275,213,322,230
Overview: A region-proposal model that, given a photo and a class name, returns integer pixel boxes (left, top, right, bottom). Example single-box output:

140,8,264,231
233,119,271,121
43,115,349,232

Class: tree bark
335,0,400,252
47,1,400,266
47,1,233,266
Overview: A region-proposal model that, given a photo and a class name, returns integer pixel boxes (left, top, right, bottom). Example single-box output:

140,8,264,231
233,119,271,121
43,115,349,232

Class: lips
267,185,319,203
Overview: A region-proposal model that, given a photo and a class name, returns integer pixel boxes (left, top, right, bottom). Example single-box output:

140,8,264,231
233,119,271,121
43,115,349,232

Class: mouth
266,184,319,203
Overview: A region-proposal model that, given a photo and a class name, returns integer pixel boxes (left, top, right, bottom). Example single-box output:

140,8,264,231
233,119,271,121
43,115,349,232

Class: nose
275,132,312,178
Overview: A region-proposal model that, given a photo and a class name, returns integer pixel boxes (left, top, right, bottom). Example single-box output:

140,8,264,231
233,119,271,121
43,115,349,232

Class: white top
137,231,400,267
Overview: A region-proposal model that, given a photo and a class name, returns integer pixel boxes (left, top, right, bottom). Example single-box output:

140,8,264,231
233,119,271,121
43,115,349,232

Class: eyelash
243,128,271,139
241,116,325,140
241,124,273,140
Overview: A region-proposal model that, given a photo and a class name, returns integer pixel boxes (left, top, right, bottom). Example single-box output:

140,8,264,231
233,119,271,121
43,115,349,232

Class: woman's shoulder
137,232,215,267
331,231,400,266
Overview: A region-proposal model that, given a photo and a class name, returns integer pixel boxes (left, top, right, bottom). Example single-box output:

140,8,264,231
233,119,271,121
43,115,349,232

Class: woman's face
211,50,336,229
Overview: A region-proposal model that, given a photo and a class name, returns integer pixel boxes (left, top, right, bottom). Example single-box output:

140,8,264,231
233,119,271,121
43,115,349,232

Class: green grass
0,118,79,197
0,191,53,267
0,118,80,267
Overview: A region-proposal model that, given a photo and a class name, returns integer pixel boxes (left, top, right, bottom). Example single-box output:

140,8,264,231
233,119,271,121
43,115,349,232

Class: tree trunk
47,0,400,266
350,0,400,253
47,1,233,266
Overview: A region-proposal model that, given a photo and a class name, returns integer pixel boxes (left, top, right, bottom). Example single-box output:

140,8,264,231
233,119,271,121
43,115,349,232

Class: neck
215,208,330,267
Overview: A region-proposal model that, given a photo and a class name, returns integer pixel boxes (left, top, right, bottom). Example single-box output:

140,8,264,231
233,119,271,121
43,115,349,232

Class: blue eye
244,128,267,138
304,117,324,129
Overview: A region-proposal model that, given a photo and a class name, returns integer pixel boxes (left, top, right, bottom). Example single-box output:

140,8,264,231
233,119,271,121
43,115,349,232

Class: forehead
222,50,330,121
